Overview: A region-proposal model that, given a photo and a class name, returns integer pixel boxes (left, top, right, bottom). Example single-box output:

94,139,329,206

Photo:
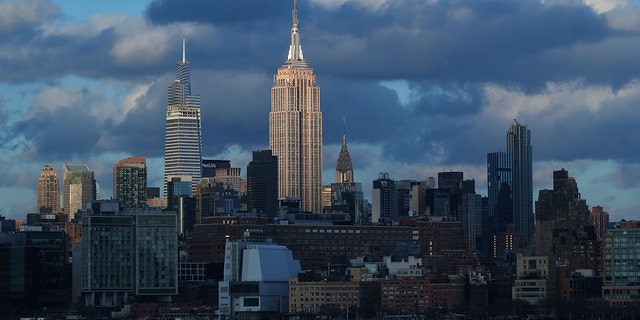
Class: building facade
269,0,322,213
372,173,397,223
246,150,279,216
487,152,513,233
218,241,302,320
164,39,202,196
591,205,609,240
602,225,640,306
63,164,96,220
507,121,533,244
512,254,552,305
37,164,61,214
80,204,178,306
114,156,147,208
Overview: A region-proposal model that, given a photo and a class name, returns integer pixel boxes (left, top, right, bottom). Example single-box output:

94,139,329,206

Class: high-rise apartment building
270,0,322,213
591,205,609,239
247,150,279,216
37,164,61,214
164,39,202,196
487,152,512,233
80,202,178,306
507,120,533,243
603,223,640,305
372,172,397,223
113,156,147,208
63,164,96,220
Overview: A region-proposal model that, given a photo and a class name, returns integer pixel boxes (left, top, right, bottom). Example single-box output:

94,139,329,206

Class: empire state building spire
270,0,322,213
285,0,308,68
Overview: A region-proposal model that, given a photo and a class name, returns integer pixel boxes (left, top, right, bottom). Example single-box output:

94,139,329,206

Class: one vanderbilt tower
270,0,322,213
164,39,202,195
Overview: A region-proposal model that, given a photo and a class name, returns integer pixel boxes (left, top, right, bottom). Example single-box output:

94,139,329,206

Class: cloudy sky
1,0,640,221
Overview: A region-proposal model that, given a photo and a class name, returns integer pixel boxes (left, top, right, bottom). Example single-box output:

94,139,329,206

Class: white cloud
0,0,58,32
583,0,628,13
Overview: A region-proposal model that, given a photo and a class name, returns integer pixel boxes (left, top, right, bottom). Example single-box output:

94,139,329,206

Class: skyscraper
335,119,353,184
63,164,96,220
487,152,513,233
113,156,147,208
247,150,279,216
331,125,363,223
37,164,61,214
507,120,533,243
164,39,202,196
270,0,322,213
372,172,397,223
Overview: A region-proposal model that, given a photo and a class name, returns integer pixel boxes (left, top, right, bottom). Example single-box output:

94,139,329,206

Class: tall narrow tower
270,0,322,212
335,118,353,183
164,39,202,196
508,120,533,243
37,164,61,214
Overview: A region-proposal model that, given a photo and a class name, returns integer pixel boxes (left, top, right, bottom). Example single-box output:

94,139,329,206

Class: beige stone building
270,0,322,213
37,164,61,214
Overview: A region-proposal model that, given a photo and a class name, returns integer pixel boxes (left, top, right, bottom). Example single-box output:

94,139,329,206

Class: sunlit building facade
37,164,61,214
164,40,202,196
63,164,96,220
270,0,322,213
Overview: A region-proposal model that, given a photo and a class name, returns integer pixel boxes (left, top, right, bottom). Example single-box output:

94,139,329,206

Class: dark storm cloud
107,79,168,157
17,108,101,159
145,0,286,25
143,0,634,90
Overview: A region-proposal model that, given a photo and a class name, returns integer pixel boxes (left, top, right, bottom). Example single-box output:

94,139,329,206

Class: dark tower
247,150,279,216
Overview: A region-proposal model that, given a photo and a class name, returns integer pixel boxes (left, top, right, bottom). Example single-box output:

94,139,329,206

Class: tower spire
342,116,347,145
182,38,186,64
293,0,298,27
286,0,307,67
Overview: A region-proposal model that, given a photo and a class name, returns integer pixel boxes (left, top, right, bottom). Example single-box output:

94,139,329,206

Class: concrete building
218,241,301,320
37,164,61,214
512,254,553,305
270,0,322,213
79,202,177,306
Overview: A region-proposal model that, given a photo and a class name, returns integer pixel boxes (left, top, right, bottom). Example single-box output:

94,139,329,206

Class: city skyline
1,0,640,220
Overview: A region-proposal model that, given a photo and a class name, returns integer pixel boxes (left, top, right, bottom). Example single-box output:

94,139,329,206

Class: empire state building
270,0,322,213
